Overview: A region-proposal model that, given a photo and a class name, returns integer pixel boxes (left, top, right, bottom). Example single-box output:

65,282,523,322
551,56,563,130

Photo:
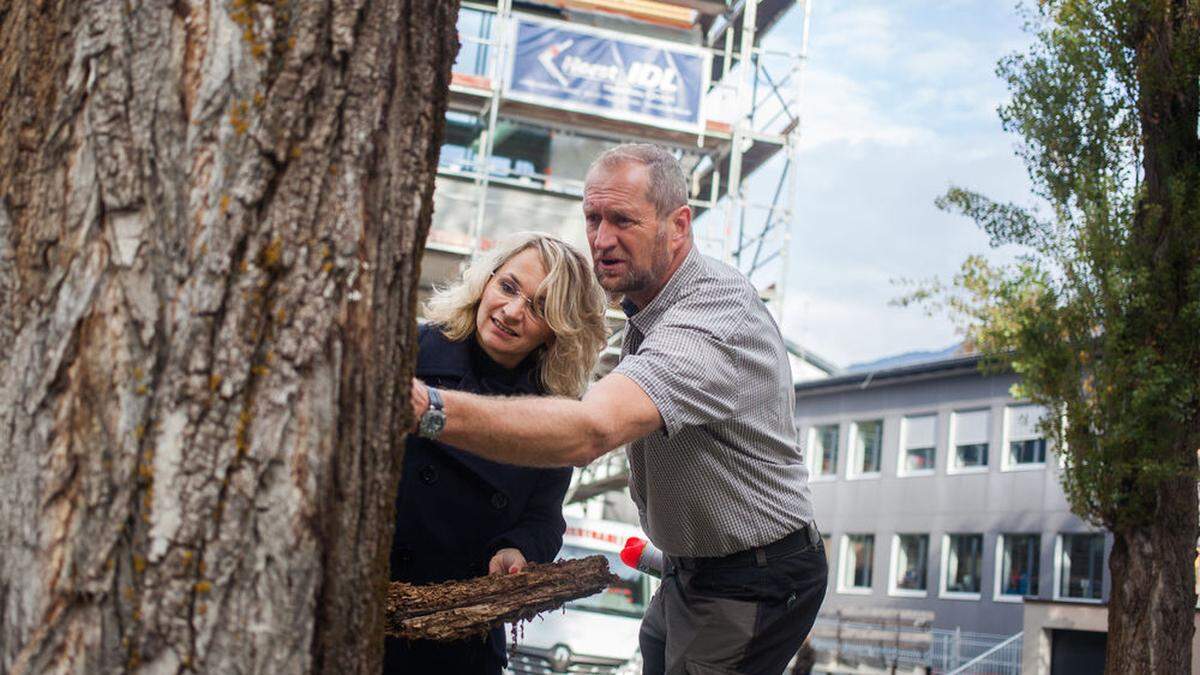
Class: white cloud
783,291,962,366
743,0,1038,364
799,69,936,148
810,5,897,67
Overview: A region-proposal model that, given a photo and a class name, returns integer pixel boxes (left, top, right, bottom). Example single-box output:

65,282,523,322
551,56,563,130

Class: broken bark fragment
385,556,619,642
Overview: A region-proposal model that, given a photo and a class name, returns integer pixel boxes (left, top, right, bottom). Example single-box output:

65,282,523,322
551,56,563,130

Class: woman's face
475,247,554,369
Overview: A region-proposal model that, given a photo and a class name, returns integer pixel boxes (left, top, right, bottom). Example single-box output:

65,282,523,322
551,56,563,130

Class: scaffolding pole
722,0,759,266
468,0,513,261
776,0,813,328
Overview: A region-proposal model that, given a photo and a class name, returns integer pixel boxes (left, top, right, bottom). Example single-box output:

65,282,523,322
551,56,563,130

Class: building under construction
421,0,824,512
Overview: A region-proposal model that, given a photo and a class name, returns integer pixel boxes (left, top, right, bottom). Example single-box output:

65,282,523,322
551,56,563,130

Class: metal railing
811,619,1024,674
946,631,1023,675
930,628,1022,673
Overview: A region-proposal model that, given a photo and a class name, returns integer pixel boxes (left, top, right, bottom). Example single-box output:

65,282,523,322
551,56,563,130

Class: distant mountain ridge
845,343,966,373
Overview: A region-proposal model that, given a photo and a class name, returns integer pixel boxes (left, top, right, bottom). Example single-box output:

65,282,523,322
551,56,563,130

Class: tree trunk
1106,474,1198,674
0,1,459,673
1105,2,1200,673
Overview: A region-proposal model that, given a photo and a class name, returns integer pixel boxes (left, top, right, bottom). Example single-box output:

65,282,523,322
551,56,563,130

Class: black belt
673,522,820,571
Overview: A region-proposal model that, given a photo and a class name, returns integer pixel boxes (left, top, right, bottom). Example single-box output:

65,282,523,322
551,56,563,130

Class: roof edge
793,353,1006,395
783,338,840,375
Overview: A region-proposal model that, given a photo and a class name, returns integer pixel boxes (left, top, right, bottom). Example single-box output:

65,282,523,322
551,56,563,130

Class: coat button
491,492,509,510
419,465,438,485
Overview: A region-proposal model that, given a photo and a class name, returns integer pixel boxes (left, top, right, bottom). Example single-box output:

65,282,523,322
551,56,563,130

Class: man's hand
488,547,528,575
409,378,430,431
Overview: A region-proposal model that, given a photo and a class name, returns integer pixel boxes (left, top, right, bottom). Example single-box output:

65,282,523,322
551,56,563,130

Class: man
410,143,826,674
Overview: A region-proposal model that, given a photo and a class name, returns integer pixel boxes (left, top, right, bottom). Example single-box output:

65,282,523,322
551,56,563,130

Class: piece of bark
385,556,620,642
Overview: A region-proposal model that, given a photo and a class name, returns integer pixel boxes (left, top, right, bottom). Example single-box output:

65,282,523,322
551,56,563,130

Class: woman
384,233,608,674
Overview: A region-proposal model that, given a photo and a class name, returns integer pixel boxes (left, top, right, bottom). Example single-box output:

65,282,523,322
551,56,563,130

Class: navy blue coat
383,325,572,673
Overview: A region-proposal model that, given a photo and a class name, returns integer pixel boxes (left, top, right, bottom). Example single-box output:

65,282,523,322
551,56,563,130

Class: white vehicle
505,516,657,674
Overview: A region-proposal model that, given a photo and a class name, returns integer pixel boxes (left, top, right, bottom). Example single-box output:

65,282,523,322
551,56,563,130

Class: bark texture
385,556,619,642
1107,474,1198,675
0,1,460,673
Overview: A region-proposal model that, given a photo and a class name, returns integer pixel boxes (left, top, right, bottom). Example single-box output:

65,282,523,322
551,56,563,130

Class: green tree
917,1,1198,671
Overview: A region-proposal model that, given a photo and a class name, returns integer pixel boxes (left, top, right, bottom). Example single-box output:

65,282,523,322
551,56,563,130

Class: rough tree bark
0,1,459,673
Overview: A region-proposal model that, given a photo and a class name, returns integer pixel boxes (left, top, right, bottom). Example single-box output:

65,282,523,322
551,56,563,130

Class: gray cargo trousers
638,525,828,675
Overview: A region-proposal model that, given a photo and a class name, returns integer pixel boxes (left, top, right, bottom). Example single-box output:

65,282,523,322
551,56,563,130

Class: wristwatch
418,386,446,439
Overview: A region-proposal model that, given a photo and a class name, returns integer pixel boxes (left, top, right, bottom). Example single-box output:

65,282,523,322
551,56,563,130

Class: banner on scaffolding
505,15,709,134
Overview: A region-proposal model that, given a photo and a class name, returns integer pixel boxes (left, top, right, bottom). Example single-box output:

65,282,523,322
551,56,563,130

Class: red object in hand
620,536,664,578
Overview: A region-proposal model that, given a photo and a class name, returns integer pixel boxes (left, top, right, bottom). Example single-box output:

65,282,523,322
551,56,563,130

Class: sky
741,1,1040,367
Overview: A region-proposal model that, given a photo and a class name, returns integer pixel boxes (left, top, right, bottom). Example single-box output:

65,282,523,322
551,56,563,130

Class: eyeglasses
489,272,545,321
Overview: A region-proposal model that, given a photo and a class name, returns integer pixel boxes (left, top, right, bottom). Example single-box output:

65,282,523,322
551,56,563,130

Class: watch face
419,409,446,438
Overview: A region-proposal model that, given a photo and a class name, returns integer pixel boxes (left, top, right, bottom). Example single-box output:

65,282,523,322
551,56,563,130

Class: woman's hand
409,378,429,431
488,547,527,575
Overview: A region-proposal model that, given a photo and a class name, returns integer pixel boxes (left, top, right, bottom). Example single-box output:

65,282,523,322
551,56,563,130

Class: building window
810,424,839,478
942,534,984,598
997,534,1040,599
890,534,929,596
1058,533,1105,601
900,414,937,475
849,420,883,477
951,409,990,471
453,6,495,77
1006,404,1048,467
840,534,875,593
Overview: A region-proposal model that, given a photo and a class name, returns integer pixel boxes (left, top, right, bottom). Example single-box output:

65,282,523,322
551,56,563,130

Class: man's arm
410,372,662,468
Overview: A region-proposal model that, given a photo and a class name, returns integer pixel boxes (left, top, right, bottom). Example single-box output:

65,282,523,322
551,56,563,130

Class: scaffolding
425,0,814,505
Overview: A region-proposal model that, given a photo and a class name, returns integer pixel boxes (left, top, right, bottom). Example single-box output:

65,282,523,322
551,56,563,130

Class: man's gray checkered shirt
613,247,815,557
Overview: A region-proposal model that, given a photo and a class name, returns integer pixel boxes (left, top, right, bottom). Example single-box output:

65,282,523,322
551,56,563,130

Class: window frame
847,419,884,480
939,533,984,600
948,408,991,475
1003,404,1049,471
1053,532,1106,603
993,533,1041,603
807,423,840,482
838,533,875,595
898,413,938,477
888,533,930,598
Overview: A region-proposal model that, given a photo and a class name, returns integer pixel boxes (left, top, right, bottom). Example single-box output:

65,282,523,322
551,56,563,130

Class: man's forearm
437,390,608,468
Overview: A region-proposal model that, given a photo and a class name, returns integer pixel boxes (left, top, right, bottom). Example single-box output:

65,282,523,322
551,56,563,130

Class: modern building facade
793,354,1112,637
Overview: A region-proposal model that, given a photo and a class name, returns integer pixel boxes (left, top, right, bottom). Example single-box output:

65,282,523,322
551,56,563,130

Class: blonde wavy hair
424,233,608,398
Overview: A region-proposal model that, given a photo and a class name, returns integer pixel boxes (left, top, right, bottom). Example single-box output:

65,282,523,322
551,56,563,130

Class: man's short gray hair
587,143,688,220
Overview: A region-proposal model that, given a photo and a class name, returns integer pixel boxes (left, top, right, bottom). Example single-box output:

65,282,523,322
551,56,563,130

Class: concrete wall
1020,600,1200,674
795,370,1106,636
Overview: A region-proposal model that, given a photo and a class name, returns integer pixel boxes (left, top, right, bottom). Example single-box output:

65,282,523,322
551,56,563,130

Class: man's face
582,162,671,297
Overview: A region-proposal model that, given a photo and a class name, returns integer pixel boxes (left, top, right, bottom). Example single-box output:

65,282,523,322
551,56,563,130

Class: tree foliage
911,0,1200,531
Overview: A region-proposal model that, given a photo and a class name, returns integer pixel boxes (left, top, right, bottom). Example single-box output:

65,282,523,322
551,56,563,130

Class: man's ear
669,204,692,242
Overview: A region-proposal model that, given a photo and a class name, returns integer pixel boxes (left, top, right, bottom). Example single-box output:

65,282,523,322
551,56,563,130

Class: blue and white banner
504,16,709,133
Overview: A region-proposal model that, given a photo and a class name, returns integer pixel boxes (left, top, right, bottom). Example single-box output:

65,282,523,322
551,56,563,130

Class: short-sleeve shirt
613,247,815,557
